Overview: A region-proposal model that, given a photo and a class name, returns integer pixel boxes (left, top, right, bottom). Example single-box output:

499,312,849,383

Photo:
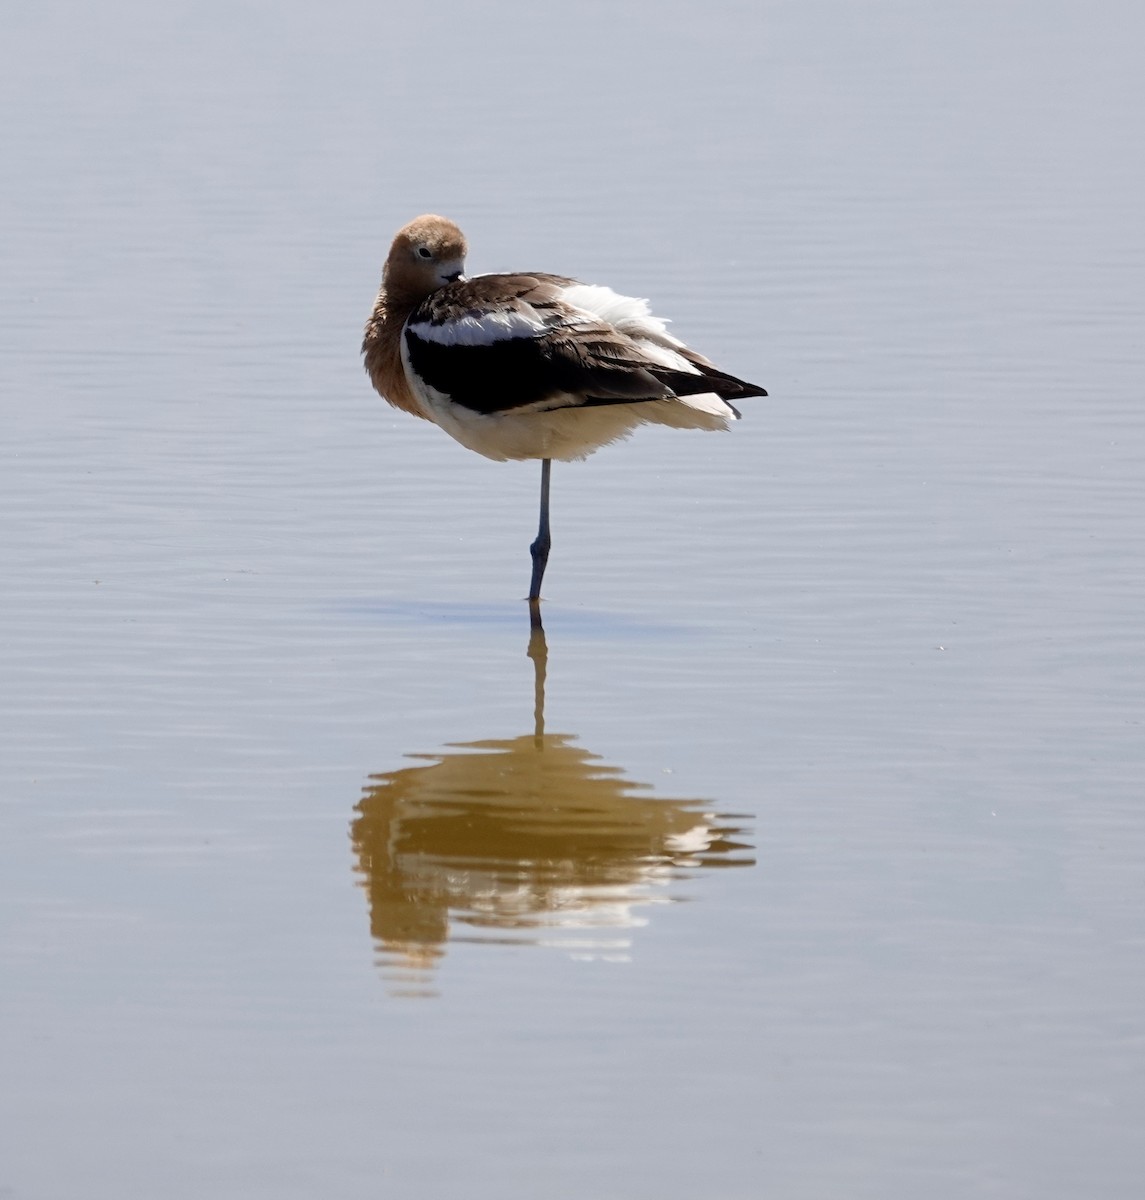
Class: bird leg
527,458,552,617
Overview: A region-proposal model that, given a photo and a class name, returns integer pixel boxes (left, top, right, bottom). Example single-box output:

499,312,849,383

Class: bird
362,214,766,615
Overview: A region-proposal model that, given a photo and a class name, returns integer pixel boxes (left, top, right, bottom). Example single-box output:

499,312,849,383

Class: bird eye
416,246,433,260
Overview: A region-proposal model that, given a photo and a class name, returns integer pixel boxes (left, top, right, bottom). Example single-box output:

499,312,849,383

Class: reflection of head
350,733,753,976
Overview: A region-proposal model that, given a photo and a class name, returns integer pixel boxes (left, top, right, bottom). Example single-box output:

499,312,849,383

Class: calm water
3,1,1144,1197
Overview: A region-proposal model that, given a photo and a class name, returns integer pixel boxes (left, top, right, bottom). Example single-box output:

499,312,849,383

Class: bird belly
414,385,733,463
416,385,651,461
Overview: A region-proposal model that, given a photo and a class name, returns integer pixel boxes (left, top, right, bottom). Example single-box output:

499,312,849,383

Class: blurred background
2,2,1143,1197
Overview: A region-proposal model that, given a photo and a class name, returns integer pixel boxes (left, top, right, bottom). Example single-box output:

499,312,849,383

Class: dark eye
416,246,433,260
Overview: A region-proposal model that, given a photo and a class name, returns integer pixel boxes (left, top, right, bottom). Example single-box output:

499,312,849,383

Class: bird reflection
350,618,754,993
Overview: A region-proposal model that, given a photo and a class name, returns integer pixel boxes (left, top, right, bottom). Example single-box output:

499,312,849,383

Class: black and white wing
401,273,767,418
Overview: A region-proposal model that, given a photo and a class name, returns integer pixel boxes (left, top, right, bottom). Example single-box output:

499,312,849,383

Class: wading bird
362,214,766,617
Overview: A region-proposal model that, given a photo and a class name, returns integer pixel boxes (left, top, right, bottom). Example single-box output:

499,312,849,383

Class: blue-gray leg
528,458,552,614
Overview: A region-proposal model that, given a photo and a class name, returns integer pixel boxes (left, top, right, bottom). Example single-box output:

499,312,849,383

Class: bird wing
402,273,765,417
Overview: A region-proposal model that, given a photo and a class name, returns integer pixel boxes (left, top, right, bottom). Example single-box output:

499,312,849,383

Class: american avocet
362,214,766,612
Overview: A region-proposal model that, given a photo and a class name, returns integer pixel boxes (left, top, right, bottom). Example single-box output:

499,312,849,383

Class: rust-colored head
382,214,468,303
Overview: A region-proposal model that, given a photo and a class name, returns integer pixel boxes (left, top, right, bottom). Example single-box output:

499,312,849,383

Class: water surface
2,2,1144,1197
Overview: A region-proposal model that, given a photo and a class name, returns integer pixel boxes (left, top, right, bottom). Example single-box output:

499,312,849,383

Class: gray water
3,2,1144,1197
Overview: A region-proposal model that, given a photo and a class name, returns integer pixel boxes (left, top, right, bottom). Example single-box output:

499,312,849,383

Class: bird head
383,214,468,302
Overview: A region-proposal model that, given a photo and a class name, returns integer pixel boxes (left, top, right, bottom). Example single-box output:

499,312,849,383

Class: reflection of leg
528,458,552,604
526,613,548,745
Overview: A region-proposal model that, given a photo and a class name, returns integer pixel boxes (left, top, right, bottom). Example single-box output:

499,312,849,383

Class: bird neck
361,287,427,419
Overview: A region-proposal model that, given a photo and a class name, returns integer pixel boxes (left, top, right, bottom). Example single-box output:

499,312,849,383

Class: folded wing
402,273,766,418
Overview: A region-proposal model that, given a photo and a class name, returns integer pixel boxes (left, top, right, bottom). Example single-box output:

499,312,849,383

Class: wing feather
404,273,765,417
